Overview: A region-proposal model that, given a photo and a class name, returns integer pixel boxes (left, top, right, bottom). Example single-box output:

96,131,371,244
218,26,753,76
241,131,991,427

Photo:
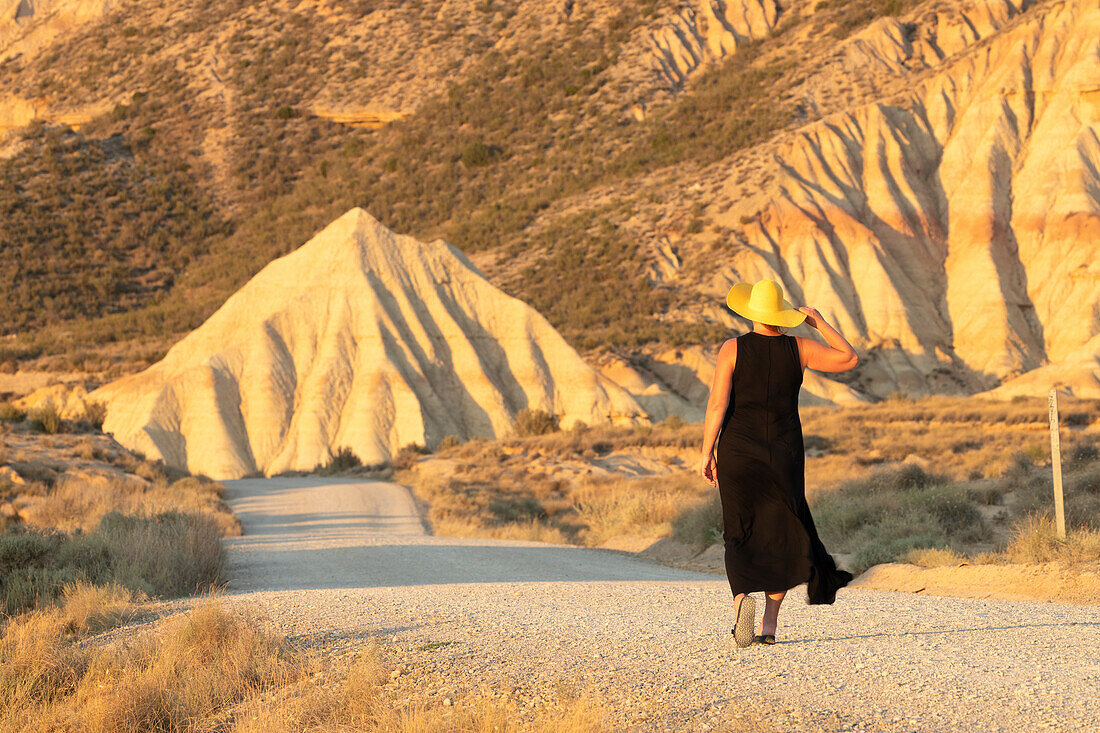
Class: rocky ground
127,477,1100,732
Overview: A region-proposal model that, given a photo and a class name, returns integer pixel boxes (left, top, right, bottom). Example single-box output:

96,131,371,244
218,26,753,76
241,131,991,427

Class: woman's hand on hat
699,451,718,489
797,306,822,329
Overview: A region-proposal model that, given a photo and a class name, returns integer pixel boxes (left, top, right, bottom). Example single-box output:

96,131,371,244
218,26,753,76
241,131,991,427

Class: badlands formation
697,0,1100,397
1,0,1098,408
92,209,650,479
90,208,865,480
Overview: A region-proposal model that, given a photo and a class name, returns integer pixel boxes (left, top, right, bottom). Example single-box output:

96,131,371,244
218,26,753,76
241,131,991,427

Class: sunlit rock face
706,0,1100,397
94,209,648,479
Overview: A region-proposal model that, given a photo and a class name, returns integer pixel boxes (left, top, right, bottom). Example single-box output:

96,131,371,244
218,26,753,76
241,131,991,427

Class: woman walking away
699,279,859,648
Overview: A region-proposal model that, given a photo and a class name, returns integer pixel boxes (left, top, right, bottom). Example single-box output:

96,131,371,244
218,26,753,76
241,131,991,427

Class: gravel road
196,477,1100,731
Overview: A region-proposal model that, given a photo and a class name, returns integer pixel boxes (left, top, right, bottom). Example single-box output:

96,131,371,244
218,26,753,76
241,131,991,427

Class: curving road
216,477,1100,731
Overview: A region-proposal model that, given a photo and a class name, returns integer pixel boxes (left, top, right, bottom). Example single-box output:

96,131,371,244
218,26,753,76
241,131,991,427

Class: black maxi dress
715,331,852,604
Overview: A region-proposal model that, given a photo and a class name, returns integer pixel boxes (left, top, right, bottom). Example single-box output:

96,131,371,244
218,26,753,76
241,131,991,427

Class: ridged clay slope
0,0,111,60
646,0,779,90
697,0,1100,397
92,208,648,479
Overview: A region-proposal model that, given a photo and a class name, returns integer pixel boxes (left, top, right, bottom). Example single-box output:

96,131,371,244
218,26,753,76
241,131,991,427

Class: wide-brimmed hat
726,279,807,328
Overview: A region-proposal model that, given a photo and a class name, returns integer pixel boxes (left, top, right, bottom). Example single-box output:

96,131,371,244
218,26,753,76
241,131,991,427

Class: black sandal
731,595,756,648
753,634,776,645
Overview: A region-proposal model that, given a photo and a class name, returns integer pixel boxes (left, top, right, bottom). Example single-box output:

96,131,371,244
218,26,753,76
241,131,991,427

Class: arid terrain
2,392,1099,730
2,0,1100,729
0,0,1098,402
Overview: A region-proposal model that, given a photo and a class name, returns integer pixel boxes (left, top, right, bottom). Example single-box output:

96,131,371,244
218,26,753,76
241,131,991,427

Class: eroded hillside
1,0,1097,398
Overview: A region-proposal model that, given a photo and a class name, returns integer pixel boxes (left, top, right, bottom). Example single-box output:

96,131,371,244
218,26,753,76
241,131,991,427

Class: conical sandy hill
93,208,648,479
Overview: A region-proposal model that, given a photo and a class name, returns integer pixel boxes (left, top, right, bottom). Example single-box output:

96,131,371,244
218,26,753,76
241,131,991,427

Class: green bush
460,140,497,168
317,446,362,475
811,465,988,575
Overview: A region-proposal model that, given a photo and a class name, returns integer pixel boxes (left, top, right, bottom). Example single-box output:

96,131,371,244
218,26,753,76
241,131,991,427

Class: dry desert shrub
74,436,99,461
55,580,137,635
0,605,88,719
0,600,311,732
811,465,990,575
1002,515,1100,565
96,511,226,599
22,472,241,537
0,402,26,424
79,399,108,431
513,408,561,437
1,591,613,733
29,400,63,435
0,510,225,614
572,474,711,546
80,602,307,733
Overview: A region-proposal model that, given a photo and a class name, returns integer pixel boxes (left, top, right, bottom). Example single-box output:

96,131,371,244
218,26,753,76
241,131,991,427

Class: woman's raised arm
795,307,859,373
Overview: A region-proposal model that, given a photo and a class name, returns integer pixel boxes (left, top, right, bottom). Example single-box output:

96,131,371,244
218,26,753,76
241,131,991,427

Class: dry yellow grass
2,598,308,732
234,653,608,733
904,547,968,567
400,396,1099,575
1,595,608,733
2,443,239,615
22,472,241,538
407,461,713,550
802,395,1099,487
571,476,709,546
1001,516,1100,565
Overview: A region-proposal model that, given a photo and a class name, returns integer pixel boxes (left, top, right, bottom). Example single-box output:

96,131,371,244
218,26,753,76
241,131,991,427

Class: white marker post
1048,388,1066,540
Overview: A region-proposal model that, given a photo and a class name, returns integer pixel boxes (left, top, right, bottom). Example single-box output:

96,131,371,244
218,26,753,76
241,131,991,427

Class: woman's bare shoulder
717,337,738,363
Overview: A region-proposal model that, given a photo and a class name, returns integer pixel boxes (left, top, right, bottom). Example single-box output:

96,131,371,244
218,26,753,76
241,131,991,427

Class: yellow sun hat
725,279,807,328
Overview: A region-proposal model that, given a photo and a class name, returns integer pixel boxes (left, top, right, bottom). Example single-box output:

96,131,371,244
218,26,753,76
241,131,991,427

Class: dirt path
201,477,1100,731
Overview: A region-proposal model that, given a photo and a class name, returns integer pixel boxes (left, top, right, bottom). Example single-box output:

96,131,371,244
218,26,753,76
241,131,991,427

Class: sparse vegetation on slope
0,122,227,334
1,0,810,367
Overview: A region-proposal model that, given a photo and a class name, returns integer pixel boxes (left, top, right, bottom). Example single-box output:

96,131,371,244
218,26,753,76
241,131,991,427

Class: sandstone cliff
92,209,648,479
668,0,1100,398
1,0,1097,402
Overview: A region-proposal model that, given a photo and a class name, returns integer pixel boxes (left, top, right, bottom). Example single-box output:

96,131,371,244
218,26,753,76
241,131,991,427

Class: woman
699,279,859,648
